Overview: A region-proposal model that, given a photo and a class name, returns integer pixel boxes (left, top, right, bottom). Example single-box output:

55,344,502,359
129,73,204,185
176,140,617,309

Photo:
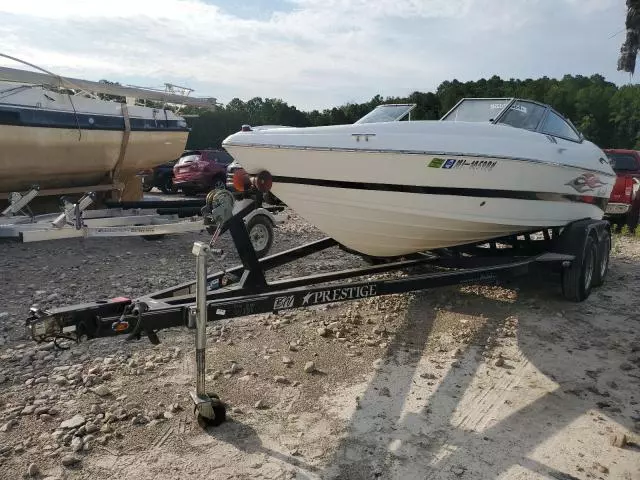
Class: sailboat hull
0,124,188,192
0,80,189,195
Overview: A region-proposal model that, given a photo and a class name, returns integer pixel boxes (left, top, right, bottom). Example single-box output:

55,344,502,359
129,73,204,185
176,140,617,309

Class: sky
0,0,635,111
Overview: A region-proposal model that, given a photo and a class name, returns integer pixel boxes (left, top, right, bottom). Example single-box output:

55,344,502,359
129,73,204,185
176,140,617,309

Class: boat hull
0,80,189,195
0,124,188,192
223,146,615,257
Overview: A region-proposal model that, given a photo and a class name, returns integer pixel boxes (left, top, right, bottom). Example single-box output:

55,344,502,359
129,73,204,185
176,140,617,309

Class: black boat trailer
24,188,612,427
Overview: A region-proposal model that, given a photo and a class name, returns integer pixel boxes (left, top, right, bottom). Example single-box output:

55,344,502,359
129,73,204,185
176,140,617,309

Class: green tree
170,73,640,150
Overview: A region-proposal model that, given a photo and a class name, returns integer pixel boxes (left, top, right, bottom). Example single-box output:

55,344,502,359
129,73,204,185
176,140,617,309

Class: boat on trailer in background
0,54,217,207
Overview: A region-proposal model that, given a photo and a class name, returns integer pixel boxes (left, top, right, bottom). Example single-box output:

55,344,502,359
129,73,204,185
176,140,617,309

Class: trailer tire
160,175,177,194
212,176,226,191
593,229,611,287
246,215,274,258
142,234,166,241
561,233,597,302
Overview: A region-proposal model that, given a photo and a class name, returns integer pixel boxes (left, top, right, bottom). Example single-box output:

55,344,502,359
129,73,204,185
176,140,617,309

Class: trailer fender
243,208,280,227
552,218,610,255
553,218,610,301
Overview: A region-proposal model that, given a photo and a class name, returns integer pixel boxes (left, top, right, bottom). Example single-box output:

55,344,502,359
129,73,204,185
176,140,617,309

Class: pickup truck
603,148,640,230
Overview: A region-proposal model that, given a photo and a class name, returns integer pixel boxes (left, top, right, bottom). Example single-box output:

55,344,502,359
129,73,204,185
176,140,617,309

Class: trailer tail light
232,168,251,192
252,170,273,193
112,321,130,333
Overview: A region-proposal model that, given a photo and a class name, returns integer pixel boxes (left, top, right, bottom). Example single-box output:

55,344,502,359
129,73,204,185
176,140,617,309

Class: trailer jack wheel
190,241,228,429
192,392,226,428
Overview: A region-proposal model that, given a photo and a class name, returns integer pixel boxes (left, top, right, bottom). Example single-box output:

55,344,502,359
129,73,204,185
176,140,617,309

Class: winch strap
112,102,131,184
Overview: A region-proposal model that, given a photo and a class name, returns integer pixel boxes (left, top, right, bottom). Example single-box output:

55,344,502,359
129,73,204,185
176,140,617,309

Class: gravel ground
1,206,639,480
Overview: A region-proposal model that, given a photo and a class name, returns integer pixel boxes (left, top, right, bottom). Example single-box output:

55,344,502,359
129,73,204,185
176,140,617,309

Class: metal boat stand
1,186,40,218
23,188,612,427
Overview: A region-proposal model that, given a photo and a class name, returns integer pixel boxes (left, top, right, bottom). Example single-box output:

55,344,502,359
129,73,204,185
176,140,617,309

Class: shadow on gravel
203,418,322,475
323,261,639,480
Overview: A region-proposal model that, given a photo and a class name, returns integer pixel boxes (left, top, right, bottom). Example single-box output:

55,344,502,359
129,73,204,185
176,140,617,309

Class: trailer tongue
23,181,611,427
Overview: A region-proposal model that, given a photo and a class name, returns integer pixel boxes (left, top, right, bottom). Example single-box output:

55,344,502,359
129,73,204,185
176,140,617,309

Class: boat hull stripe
271,176,609,211
0,105,188,132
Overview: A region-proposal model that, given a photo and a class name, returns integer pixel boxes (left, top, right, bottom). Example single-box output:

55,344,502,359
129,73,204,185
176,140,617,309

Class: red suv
173,149,234,196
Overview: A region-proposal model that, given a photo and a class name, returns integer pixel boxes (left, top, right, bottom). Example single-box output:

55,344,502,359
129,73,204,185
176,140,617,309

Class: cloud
0,0,633,110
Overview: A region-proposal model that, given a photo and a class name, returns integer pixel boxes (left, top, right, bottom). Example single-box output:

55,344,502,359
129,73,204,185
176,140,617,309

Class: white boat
222,98,616,258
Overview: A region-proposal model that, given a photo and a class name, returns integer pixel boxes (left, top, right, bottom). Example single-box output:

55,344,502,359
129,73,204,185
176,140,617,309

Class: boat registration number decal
428,158,497,171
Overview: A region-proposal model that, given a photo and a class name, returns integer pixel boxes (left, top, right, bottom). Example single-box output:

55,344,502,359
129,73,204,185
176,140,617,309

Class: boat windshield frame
440,98,513,123
440,97,584,143
354,103,416,124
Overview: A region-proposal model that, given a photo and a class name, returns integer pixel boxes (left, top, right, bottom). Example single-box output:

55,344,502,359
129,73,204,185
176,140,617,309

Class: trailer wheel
593,229,611,287
561,234,597,302
246,215,274,258
211,176,227,191
160,175,177,194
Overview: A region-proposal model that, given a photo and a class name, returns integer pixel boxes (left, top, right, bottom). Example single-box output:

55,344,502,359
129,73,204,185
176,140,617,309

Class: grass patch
611,222,640,256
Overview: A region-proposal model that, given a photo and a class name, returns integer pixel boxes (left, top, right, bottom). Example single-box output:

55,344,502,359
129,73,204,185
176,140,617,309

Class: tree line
180,74,640,150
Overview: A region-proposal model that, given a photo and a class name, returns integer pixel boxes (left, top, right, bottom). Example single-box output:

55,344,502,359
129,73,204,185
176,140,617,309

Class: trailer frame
23,189,612,426
0,187,282,243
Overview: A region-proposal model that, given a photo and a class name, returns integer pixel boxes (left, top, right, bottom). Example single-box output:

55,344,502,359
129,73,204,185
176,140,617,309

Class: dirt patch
1,214,639,479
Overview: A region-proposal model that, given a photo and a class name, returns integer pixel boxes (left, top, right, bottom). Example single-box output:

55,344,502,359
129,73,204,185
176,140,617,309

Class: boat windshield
441,98,511,122
354,104,415,124
495,100,548,131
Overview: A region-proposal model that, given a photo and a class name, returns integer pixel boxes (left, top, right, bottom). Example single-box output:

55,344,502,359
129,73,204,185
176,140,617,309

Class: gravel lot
1,203,639,480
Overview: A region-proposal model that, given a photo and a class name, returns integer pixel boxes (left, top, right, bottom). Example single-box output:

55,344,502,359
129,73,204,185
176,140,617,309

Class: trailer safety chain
111,304,134,334
51,334,78,351
108,301,154,343
124,302,153,342
124,305,144,341
30,333,79,351
27,325,78,351
25,306,79,349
